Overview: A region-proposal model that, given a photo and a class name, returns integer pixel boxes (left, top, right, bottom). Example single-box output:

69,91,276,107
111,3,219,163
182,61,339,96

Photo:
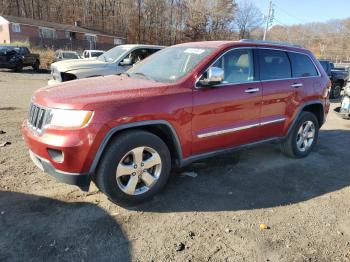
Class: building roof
1,15,123,38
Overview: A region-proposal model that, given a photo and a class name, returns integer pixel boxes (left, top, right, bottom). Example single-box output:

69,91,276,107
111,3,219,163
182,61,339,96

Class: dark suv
22,40,331,205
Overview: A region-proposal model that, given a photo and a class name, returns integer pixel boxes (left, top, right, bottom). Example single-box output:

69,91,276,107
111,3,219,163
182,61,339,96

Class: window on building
39,27,56,39
114,38,123,45
11,23,21,33
85,34,96,43
85,34,97,49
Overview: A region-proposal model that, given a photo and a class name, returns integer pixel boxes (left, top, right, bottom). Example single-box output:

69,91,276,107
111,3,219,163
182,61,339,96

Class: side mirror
199,67,224,86
120,58,132,66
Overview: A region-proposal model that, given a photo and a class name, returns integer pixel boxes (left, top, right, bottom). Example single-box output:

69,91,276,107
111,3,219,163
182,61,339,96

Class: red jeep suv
22,40,330,205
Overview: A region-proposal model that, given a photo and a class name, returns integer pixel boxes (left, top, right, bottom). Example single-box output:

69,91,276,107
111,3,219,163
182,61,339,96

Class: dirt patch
1,71,350,261
0,107,20,111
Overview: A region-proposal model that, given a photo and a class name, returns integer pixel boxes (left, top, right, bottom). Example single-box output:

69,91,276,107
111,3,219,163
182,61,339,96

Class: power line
272,3,306,24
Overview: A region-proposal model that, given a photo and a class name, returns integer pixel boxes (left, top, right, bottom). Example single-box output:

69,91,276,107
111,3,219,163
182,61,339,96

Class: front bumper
21,120,102,190
29,150,91,190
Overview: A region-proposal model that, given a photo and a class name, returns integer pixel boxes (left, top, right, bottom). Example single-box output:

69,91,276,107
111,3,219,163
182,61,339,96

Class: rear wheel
95,130,171,206
280,112,319,158
330,84,342,99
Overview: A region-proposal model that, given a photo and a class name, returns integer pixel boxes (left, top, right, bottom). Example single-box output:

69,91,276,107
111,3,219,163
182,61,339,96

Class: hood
33,75,172,109
51,58,108,72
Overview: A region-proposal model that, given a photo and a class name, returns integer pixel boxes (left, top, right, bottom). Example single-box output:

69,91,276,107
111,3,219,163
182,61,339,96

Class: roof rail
239,39,303,48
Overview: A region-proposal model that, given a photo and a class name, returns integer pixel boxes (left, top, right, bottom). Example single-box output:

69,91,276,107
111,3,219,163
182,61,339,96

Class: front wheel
94,130,171,206
32,60,40,71
14,61,23,72
280,112,319,158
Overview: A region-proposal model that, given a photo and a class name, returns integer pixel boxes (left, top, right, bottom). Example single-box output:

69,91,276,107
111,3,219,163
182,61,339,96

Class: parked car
53,50,81,63
23,40,330,206
48,44,164,85
0,46,40,71
82,50,105,59
319,60,349,99
335,83,350,119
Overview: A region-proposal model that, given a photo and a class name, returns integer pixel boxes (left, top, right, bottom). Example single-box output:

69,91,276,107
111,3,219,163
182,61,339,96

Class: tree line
0,0,349,61
0,0,243,45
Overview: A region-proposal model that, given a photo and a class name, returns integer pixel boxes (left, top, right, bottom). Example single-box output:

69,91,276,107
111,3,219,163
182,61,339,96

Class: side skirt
178,137,284,168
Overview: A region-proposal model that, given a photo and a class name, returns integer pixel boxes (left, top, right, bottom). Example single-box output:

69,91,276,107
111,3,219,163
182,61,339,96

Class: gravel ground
1,69,350,262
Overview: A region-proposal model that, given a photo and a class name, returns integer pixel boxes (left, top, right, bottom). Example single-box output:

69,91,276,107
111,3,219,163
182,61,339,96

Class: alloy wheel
296,120,315,152
116,146,162,195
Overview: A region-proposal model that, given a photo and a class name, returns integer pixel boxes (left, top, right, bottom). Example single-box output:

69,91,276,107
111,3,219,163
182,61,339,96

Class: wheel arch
334,79,345,87
302,103,324,127
287,101,324,136
89,120,183,174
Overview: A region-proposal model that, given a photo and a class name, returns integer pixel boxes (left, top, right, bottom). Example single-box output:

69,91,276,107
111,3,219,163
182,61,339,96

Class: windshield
91,51,104,57
127,46,214,83
63,52,80,59
97,46,131,62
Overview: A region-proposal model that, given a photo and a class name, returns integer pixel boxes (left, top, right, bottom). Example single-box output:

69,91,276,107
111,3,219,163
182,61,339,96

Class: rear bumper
29,150,91,190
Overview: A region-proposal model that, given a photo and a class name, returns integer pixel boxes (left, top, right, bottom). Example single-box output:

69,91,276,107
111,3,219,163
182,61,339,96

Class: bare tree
234,0,263,39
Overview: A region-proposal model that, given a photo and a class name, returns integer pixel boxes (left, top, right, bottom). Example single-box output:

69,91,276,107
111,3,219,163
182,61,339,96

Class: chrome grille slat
28,103,49,134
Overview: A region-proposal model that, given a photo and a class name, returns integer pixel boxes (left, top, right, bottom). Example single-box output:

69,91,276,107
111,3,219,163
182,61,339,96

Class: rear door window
258,49,291,80
289,52,319,77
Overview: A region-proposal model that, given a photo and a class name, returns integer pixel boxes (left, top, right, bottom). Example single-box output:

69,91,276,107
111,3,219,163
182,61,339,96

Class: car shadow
0,68,50,74
0,191,131,261
134,129,350,213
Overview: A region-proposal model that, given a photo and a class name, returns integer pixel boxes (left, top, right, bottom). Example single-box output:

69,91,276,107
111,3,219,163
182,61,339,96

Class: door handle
245,88,260,93
291,83,303,88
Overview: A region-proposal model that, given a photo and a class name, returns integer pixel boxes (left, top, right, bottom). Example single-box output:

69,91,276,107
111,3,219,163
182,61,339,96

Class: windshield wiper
130,72,155,81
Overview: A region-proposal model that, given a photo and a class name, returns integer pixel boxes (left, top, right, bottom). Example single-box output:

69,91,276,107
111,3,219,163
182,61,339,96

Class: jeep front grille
28,103,49,133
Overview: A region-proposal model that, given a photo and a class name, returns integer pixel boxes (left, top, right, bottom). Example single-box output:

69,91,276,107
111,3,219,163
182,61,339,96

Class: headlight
51,67,61,81
47,109,93,129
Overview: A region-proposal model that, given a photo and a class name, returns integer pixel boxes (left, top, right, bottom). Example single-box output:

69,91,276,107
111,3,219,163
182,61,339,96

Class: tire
94,130,171,206
330,84,342,99
14,61,23,72
32,60,40,71
280,112,319,158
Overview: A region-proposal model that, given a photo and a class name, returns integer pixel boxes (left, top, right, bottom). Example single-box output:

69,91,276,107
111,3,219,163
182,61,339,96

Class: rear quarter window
258,49,291,80
289,52,319,78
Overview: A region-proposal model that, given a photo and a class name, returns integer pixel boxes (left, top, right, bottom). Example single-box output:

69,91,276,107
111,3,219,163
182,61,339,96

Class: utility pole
263,1,273,40
138,0,141,44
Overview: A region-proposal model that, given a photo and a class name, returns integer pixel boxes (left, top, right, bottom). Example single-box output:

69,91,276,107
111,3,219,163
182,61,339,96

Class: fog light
47,148,64,163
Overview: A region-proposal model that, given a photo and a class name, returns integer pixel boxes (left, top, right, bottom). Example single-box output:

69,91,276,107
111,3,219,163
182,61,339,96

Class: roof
119,44,166,49
175,41,235,48
175,40,307,52
1,15,123,38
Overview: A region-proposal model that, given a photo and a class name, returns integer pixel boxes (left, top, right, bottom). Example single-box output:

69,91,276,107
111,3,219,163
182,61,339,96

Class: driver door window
125,48,157,66
211,49,255,84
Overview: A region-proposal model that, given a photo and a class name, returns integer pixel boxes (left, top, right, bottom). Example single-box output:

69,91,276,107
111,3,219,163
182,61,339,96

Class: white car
48,44,164,85
82,50,105,59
